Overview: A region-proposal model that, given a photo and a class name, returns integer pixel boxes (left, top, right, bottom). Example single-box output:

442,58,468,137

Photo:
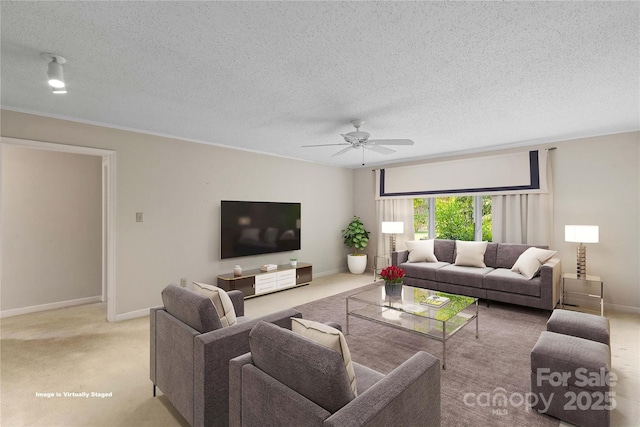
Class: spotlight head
47,61,65,88
41,53,67,90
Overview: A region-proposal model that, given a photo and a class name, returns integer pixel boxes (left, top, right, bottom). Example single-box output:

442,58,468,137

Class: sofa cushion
249,321,355,414
192,282,237,327
406,240,438,263
433,239,456,264
291,318,357,396
495,243,548,269
161,284,221,333
483,243,498,268
511,247,557,279
454,241,488,267
484,268,541,297
400,261,449,281
436,264,493,289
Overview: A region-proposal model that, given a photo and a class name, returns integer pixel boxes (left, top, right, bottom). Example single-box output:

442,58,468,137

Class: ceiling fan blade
368,139,414,146
301,143,350,147
365,144,396,155
331,146,355,157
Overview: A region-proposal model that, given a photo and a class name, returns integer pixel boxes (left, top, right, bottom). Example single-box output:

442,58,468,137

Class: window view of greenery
480,195,492,242
414,198,429,240
413,196,492,242
436,196,475,240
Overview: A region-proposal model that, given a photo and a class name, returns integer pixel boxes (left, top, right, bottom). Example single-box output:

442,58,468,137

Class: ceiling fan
302,119,414,165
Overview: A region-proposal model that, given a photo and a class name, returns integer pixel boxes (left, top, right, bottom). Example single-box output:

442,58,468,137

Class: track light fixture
41,53,67,93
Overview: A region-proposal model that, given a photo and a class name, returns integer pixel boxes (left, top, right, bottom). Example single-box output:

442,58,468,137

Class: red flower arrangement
380,265,405,285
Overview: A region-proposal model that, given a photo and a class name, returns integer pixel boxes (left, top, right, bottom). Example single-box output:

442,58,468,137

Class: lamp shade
381,221,404,234
565,225,599,243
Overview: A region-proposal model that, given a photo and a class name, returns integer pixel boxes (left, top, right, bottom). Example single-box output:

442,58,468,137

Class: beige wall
553,132,639,311
1,145,102,311
353,131,640,312
1,110,354,318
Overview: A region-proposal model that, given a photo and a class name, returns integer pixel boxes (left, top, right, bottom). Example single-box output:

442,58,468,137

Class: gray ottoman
531,331,612,427
547,309,610,345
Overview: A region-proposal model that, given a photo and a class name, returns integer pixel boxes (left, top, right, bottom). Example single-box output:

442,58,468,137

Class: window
413,196,492,241
414,198,429,240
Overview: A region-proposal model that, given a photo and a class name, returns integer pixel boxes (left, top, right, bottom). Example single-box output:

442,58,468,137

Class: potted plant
289,257,297,267
341,216,370,274
380,265,405,297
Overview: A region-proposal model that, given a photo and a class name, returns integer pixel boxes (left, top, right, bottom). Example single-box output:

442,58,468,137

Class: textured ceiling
1,1,638,168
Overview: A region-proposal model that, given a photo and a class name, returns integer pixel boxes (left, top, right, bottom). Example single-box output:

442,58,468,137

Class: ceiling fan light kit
302,119,414,165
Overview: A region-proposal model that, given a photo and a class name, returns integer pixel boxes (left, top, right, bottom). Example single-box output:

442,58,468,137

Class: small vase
384,282,403,298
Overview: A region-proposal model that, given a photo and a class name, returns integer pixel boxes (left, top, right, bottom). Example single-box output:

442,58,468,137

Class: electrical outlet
180,278,187,287
136,212,144,222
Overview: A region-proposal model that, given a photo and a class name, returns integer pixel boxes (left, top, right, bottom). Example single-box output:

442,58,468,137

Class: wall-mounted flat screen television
220,200,301,259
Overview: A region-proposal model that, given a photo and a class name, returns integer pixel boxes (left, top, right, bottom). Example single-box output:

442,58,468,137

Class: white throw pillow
511,247,557,279
192,282,237,327
454,240,488,267
406,240,438,263
291,317,357,397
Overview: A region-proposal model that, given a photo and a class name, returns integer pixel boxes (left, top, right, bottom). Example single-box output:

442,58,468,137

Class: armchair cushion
248,321,355,414
161,284,221,333
193,282,237,327
291,318,357,396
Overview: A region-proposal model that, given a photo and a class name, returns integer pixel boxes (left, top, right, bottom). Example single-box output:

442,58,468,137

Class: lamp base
576,243,586,278
389,234,397,254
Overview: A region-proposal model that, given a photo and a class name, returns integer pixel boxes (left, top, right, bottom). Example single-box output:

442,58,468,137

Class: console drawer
255,273,277,294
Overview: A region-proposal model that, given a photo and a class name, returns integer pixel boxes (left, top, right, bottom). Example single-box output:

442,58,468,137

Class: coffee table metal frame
346,284,478,369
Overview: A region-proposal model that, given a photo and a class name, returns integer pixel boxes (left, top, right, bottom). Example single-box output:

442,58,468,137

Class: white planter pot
347,254,368,275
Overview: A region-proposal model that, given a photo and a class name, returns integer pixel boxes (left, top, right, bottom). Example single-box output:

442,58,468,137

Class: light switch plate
136,212,143,222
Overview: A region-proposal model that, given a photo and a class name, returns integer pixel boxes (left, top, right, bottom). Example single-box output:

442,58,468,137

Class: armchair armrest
229,352,253,427
228,290,245,316
149,306,165,385
324,351,441,427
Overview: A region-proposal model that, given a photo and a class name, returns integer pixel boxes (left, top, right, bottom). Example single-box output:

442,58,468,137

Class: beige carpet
1,273,638,426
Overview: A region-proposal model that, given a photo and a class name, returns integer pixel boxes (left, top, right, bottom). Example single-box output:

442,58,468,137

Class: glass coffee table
346,284,478,369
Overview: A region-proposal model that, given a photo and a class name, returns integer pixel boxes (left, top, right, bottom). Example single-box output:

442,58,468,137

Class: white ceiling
1,1,638,168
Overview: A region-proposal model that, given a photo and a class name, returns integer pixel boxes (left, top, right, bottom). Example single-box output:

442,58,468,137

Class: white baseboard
114,308,150,321
0,295,102,318
605,302,640,315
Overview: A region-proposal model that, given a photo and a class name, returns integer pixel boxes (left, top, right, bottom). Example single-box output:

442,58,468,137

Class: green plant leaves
341,216,370,254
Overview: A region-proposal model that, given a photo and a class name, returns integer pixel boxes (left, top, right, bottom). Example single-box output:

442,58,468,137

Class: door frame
0,137,117,322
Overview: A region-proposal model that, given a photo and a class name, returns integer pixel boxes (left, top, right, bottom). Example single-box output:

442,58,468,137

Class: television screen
220,201,301,259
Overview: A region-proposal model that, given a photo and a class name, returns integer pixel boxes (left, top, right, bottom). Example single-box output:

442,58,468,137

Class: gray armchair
229,321,441,427
150,284,302,427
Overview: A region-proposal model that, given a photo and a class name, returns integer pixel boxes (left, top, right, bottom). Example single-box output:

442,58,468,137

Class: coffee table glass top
347,284,477,340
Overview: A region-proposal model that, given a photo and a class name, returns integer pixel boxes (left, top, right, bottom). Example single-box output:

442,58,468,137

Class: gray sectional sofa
392,239,561,310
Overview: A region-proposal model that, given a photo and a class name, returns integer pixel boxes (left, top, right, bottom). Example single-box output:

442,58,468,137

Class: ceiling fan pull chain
362,146,365,166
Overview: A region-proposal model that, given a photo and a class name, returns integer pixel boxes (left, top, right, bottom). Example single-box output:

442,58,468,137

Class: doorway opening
0,137,117,321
